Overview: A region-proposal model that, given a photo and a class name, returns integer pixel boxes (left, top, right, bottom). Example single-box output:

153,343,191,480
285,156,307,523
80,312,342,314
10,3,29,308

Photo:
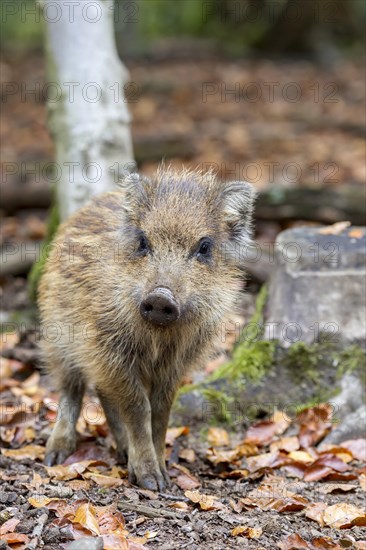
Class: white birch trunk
42,0,134,220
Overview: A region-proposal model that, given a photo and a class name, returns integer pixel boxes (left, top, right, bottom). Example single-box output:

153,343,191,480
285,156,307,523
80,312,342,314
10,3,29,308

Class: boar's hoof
44,435,76,465
140,287,180,326
44,449,71,466
129,466,167,491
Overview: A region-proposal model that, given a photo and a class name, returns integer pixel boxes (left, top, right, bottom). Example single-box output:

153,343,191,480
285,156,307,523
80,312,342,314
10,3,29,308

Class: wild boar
39,167,256,490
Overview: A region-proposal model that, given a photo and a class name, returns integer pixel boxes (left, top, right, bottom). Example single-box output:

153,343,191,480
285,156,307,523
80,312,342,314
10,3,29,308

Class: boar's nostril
140,288,180,326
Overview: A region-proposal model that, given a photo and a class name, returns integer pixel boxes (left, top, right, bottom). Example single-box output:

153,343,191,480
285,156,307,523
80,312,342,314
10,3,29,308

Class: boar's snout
139,287,180,326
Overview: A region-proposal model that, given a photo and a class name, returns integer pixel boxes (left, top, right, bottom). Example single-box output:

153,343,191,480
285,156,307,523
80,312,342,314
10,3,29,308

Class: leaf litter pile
1,334,365,550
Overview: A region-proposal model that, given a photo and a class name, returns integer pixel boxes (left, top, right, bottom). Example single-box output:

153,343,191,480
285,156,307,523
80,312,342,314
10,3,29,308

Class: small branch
25,511,48,550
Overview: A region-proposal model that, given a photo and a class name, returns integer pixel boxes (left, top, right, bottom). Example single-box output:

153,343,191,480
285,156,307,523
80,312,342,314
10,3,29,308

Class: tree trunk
42,0,134,220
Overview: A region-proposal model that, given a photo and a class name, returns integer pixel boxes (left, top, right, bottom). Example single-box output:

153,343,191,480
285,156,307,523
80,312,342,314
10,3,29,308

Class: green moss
28,201,59,302
335,345,366,380
283,341,323,385
200,388,234,424
208,285,275,385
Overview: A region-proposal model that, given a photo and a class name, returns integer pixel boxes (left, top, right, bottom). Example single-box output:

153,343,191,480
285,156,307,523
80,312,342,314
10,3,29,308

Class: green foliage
28,200,59,302
208,284,275,385
1,1,44,52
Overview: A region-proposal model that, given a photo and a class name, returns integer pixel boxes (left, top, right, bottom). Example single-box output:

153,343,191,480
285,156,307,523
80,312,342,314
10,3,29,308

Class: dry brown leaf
206,447,241,465
318,221,350,235
270,436,300,453
359,473,366,491
1,532,29,544
246,451,280,472
341,439,366,462
319,446,354,464
207,427,230,447
165,426,189,445
0,517,20,534
28,495,61,508
277,533,310,549
297,404,332,448
231,525,262,538
1,444,45,461
179,448,196,463
72,502,100,536
184,490,222,511
175,472,200,490
348,228,364,238
219,469,249,479
242,478,309,512
320,483,358,494
311,536,343,549
303,453,350,482
305,502,328,527
83,472,124,488
44,459,108,481
168,501,189,511
323,503,366,529
288,450,314,464
245,411,290,447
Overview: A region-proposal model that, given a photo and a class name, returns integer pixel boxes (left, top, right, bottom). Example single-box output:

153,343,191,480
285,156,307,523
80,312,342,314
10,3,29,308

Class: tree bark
42,0,134,220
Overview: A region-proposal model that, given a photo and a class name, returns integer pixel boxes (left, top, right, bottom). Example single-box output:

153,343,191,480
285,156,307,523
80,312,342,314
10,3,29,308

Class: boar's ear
118,173,150,219
220,181,257,246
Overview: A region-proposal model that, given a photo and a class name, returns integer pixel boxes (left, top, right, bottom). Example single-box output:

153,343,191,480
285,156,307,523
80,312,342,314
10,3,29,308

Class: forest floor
1,51,366,549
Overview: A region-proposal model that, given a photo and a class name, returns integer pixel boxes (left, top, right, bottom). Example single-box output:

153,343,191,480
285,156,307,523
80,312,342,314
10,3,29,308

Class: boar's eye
194,238,213,263
136,233,150,256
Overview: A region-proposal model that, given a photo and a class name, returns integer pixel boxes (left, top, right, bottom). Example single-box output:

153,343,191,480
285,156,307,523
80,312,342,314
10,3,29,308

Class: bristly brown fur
38,166,256,490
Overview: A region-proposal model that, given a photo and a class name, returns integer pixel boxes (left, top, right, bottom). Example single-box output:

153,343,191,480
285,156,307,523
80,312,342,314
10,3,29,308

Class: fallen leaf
303,453,350,482
341,439,366,462
72,502,100,536
323,503,366,529
28,495,61,508
1,533,29,544
83,472,124,488
305,502,328,527
297,404,332,448
348,228,364,238
359,473,366,491
44,460,108,481
206,447,241,465
184,490,222,511
179,448,196,463
288,450,314,464
247,451,280,472
0,518,20,534
1,444,45,461
207,427,230,447
277,533,310,549
231,525,262,538
318,221,350,234
245,420,281,446
320,483,358,494
311,536,343,549
242,478,309,512
175,472,200,490
168,501,189,511
165,426,189,445
270,436,300,453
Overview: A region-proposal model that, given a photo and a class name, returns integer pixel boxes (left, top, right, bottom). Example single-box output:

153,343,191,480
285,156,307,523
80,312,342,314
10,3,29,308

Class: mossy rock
174,287,365,434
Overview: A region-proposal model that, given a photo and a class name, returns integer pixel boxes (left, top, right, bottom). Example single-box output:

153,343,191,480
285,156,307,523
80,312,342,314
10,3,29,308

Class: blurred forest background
1,0,365,298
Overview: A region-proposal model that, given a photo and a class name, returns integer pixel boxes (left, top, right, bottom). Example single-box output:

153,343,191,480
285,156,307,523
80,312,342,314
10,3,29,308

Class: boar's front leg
98,382,165,491
150,378,179,486
45,369,85,466
97,390,128,464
